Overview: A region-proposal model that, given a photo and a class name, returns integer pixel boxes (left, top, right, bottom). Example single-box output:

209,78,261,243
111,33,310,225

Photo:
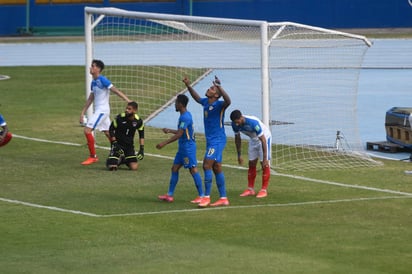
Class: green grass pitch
1,66,412,273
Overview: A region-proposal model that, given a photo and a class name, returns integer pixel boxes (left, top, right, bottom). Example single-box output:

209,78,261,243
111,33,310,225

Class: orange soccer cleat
256,189,268,198
197,197,211,208
240,189,256,197
158,194,174,202
210,198,230,207
81,156,99,165
190,196,203,204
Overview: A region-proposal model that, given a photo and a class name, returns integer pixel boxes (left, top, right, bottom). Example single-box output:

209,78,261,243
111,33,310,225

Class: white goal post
84,6,381,171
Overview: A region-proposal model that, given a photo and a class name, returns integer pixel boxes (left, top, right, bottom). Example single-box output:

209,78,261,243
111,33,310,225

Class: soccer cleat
198,197,211,208
81,156,98,165
240,189,256,197
190,196,203,204
256,189,267,198
158,194,174,202
210,198,230,207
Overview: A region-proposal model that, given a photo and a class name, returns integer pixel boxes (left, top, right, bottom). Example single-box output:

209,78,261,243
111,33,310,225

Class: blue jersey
174,110,197,168
199,98,226,144
178,111,196,147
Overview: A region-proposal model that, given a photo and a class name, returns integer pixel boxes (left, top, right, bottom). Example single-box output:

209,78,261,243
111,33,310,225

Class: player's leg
257,136,272,198
106,142,125,171
210,142,229,207
81,112,108,165
159,152,183,202
123,146,138,171
241,140,259,196
185,146,204,203
0,132,12,147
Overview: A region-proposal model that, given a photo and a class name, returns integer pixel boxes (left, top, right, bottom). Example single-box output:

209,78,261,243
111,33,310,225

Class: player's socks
167,171,179,195
204,169,213,196
85,132,96,157
192,172,204,196
215,172,227,197
262,166,270,190
248,166,257,188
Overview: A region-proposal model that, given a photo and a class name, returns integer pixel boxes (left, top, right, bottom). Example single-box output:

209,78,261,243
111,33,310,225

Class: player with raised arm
106,101,144,171
157,94,204,203
183,75,231,207
80,59,131,165
0,113,12,147
230,110,272,198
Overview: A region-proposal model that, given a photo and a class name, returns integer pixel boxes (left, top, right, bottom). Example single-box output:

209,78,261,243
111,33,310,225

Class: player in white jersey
79,59,131,165
230,109,272,198
0,113,12,147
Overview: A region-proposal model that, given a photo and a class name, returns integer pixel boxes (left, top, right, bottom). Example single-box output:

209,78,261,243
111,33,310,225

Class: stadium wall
1,0,412,36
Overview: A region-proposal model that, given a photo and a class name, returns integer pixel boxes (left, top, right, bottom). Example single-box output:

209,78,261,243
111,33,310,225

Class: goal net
84,7,381,171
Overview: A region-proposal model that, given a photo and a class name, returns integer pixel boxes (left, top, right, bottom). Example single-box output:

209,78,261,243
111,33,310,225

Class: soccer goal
84,7,381,171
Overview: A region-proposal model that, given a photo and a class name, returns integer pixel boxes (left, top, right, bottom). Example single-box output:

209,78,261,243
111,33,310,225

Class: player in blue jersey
183,75,231,207
0,113,12,147
80,59,131,165
230,110,272,198
157,94,204,203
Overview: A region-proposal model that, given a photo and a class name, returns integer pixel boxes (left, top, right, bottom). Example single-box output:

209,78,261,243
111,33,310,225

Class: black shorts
122,145,137,164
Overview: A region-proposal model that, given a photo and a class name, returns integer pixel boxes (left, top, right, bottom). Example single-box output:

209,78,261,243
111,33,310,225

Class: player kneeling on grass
156,94,204,203
106,101,144,171
230,109,272,198
0,113,12,147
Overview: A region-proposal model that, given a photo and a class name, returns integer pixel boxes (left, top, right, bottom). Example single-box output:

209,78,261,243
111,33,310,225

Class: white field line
4,134,412,217
274,172,412,196
0,197,99,217
1,196,411,218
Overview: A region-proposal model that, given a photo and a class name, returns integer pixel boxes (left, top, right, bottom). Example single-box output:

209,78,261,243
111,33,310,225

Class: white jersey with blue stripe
91,75,113,113
231,115,271,141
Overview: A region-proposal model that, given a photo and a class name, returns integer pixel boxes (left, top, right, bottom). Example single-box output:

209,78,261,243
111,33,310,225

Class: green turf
1,66,412,273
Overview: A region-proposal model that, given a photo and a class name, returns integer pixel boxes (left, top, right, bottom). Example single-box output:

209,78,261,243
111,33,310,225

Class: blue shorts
204,141,226,163
173,144,198,169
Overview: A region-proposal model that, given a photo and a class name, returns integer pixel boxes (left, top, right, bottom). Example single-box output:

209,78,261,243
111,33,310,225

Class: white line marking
99,196,412,217
2,196,411,218
0,197,99,217
275,172,412,196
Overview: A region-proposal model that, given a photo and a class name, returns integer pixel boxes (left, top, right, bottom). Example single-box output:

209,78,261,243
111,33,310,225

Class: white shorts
248,136,272,163
86,112,111,132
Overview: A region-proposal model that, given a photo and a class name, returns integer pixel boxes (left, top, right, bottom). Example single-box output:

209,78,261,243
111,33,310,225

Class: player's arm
156,128,184,149
110,86,131,102
258,134,269,167
162,128,178,134
214,76,231,108
0,125,8,142
137,121,145,160
183,77,201,104
79,93,94,124
234,132,243,165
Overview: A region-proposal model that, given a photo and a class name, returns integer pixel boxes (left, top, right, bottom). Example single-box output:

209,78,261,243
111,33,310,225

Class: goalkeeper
106,101,145,171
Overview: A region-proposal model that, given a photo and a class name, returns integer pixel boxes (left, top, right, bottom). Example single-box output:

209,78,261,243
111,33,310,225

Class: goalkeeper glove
111,141,124,156
137,145,144,160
